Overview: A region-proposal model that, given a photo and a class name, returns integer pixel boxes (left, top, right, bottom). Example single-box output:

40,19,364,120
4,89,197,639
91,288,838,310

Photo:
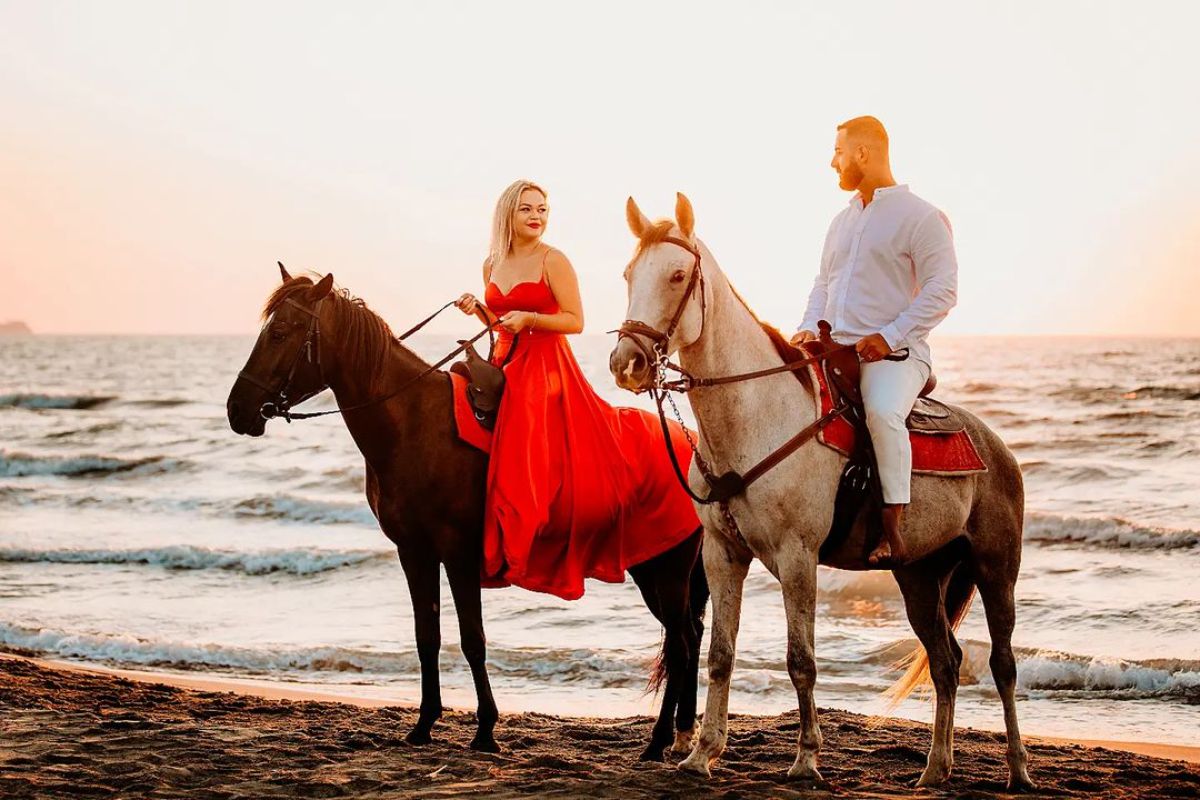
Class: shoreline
5,652,1197,766
5,653,1199,799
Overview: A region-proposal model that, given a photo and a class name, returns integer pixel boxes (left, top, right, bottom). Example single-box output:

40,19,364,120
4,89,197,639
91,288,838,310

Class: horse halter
237,296,327,421
616,236,707,373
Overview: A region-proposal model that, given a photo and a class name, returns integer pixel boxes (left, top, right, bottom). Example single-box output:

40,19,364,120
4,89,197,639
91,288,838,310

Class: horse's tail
647,530,709,695
883,559,975,709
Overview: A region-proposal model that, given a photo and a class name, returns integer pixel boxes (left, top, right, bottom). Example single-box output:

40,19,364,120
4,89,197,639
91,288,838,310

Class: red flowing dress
480,271,701,601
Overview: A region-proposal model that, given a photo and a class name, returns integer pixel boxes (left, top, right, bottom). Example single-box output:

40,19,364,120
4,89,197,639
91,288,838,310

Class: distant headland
0,321,33,335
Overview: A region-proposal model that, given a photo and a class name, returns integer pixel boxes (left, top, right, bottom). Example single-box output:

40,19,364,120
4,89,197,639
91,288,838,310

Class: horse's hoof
639,745,666,762
678,753,712,778
1007,772,1036,792
470,735,501,754
915,765,952,787
672,728,695,753
405,728,433,746
786,763,823,783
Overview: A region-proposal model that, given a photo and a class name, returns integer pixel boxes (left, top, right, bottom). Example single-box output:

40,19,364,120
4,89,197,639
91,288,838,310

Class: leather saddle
449,338,508,431
767,322,964,435
762,320,964,563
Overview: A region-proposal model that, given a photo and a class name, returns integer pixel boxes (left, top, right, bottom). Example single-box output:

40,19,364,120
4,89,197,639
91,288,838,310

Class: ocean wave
301,469,366,494
0,622,417,674
0,483,374,528
1019,461,1131,482
0,623,655,687
1013,651,1200,700
959,381,1001,394
42,422,124,440
231,494,376,526
0,546,389,575
1123,385,1200,402
865,638,1200,701
1024,512,1199,551
0,393,116,410
0,451,183,478
125,398,191,408
1045,384,1200,404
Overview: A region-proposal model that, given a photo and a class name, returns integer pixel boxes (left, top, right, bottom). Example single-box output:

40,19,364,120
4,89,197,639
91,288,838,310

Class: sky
2,1,1198,336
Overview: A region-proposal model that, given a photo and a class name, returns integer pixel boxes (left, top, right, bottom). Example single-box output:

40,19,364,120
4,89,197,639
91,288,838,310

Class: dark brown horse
226,266,708,759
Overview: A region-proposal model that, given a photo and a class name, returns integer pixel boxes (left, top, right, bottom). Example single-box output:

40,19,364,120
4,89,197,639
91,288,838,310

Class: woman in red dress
454,180,700,601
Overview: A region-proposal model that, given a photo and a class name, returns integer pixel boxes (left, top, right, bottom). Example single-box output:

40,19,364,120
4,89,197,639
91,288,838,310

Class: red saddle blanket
806,363,987,475
450,372,494,454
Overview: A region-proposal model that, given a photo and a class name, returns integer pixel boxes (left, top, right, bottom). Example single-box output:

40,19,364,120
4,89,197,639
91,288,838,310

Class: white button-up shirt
798,184,957,367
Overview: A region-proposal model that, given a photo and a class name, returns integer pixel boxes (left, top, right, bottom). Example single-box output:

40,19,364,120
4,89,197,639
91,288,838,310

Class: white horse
608,194,1032,790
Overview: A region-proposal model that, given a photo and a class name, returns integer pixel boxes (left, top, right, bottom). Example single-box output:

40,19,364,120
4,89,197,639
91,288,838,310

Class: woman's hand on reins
499,311,535,334
455,293,479,316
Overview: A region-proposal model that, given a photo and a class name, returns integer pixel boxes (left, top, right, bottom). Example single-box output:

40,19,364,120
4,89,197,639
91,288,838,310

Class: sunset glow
2,1,1197,336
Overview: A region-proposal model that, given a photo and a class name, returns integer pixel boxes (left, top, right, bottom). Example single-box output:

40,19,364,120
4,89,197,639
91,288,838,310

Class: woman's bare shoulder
543,247,574,272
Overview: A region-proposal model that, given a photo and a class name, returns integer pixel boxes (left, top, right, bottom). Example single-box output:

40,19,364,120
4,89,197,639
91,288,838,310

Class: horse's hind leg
629,550,689,762
446,560,500,753
973,556,1034,790
894,557,966,787
400,553,443,745
676,535,708,753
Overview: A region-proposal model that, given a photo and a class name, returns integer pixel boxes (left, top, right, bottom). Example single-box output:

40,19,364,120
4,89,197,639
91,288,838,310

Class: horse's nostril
631,352,646,374
228,400,241,418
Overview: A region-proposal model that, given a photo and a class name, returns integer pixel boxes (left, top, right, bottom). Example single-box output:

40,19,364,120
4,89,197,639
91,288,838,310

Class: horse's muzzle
226,396,267,437
609,339,653,393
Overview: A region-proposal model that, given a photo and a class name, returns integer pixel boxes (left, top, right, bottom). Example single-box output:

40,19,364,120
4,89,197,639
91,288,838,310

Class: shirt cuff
878,323,905,352
797,319,817,334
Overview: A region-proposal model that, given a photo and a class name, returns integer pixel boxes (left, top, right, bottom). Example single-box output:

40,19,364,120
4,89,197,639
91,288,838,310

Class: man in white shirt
790,116,958,566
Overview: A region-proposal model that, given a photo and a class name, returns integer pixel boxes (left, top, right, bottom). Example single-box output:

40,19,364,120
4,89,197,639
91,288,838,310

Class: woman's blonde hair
489,179,547,270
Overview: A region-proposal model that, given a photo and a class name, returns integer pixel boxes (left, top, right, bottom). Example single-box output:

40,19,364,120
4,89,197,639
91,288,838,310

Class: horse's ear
675,193,695,240
308,273,334,302
626,196,651,239
278,261,292,282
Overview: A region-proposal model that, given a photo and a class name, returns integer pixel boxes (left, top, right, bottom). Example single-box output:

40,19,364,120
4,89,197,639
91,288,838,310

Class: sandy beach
3,654,1197,799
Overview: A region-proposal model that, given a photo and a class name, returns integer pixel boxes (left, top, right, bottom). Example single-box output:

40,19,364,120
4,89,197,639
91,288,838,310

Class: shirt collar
850,183,909,207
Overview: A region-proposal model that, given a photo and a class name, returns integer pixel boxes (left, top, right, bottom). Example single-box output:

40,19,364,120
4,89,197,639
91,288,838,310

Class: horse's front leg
777,552,823,782
445,559,500,752
679,529,751,778
399,551,443,744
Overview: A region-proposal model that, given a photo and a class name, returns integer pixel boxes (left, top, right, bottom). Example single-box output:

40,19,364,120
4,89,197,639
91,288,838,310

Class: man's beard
838,161,863,191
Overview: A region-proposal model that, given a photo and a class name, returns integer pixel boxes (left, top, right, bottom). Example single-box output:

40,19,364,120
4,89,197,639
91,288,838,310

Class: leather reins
238,296,502,423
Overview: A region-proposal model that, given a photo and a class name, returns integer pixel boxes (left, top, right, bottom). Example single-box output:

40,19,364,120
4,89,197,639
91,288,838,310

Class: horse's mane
262,275,420,380
726,275,815,394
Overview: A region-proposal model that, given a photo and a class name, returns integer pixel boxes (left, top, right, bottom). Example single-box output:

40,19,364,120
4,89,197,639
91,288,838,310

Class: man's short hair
837,116,888,150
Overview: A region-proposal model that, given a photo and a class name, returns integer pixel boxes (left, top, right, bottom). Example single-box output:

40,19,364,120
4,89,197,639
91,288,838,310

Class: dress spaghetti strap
540,247,553,289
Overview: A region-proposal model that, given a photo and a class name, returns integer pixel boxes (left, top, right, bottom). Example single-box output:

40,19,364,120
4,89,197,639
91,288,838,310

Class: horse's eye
269,327,286,342
670,270,687,284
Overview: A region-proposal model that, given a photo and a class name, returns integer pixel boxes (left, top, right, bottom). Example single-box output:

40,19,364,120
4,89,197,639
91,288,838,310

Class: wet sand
2,654,1198,799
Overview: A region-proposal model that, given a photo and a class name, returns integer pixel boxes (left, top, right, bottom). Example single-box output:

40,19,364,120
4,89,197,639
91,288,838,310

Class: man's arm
877,209,958,351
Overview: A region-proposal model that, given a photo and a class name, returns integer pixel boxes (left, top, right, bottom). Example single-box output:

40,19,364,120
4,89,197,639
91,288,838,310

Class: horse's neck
679,263,818,470
324,319,435,468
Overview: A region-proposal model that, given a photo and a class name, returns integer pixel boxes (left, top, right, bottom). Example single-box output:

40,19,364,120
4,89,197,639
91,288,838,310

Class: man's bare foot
868,539,895,566
870,503,909,567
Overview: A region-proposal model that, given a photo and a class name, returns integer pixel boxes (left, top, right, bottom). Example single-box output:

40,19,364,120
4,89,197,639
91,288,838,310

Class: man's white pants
859,357,931,505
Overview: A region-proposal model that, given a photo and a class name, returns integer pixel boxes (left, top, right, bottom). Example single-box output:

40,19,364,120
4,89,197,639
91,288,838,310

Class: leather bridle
235,294,502,423
237,296,328,422
615,236,706,372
